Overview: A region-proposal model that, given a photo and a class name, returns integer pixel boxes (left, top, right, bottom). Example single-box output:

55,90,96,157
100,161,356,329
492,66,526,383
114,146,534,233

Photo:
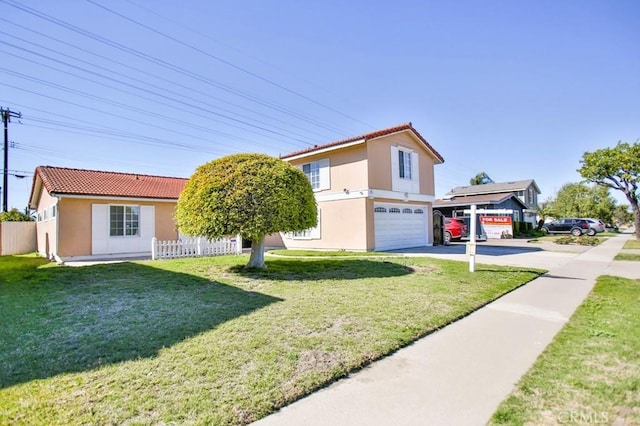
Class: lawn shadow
0,260,281,389
230,258,413,281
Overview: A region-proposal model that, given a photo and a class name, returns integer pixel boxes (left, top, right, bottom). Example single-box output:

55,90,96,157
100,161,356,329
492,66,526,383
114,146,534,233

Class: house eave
50,193,179,203
284,138,366,162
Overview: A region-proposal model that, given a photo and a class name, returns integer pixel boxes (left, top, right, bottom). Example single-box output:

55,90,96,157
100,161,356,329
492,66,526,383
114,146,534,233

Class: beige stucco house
278,123,444,251
29,166,187,262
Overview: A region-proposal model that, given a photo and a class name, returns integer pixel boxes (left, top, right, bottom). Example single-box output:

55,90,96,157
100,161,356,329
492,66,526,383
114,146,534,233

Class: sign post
467,204,477,272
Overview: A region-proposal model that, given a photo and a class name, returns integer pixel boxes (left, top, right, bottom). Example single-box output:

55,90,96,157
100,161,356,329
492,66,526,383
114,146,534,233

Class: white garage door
374,202,428,251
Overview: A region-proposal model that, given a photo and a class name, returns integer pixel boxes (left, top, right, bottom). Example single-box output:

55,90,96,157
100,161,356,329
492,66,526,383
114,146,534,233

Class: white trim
315,188,435,203
59,252,152,263
284,139,366,161
462,208,514,214
53,193,178,203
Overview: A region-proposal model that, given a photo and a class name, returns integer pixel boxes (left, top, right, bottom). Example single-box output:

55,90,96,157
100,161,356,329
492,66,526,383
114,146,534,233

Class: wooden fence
151,236,241,260
0,221,36,255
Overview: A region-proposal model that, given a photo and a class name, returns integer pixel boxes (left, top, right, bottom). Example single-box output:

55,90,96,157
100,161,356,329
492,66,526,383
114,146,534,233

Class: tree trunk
246,235,266,268
631,199,640,240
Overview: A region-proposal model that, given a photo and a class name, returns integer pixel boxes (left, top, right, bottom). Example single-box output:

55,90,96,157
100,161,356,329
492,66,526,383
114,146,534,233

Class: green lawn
614,253,640,261
0,254,542,425
491,275,640,425
623,239,640,249
268,249,395,257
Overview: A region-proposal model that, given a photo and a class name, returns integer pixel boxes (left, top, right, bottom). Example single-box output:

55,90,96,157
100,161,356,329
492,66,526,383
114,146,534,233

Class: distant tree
175,153,317,268
0,208,33,222
547,183,616,223
579,141,640,239
535,199,555,221
613,204,633,226
469,172,494,185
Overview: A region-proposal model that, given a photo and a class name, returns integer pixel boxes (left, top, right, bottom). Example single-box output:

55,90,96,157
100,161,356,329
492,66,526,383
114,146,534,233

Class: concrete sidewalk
253,234,638,426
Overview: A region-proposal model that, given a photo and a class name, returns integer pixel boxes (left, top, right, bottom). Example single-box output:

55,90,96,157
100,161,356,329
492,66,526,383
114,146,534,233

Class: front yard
0,254,541,425
491,275,640,425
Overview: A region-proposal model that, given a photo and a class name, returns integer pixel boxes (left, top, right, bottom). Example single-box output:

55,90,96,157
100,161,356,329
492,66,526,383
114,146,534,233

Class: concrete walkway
253,234,638,426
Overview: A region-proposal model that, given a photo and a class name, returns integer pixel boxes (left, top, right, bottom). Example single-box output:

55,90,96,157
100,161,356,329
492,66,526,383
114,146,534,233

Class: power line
86,0,375,130
121,0,374,117
0,34,334,144
1,0,354,136
0,47,315,146
0,19,339,142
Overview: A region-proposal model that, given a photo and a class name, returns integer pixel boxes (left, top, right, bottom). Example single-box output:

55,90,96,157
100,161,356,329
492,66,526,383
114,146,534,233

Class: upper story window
299,158,330,191
303,162,320,190
527,188,534,205
110,205,140,237
399,150,412,179
391,146,420,194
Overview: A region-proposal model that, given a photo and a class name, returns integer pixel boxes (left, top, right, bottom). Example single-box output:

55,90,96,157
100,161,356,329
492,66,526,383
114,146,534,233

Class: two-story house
278,123,444,251
434,179,541,227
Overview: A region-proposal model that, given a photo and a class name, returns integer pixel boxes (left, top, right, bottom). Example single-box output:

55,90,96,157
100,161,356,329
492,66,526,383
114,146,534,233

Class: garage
374,202,428,251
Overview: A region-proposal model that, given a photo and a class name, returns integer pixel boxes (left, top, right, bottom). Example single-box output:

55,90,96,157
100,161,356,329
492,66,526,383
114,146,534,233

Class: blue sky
1,0,639,210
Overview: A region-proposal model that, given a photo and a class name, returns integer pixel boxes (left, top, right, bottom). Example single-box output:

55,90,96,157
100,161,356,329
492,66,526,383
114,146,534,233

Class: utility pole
2,107,21,212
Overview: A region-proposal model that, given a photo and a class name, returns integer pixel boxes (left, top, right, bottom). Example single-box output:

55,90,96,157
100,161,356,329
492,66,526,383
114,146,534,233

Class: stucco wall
367,132,436,195
56,197,179,258
283,197,368,250
34,188,58,258
288,143,368,194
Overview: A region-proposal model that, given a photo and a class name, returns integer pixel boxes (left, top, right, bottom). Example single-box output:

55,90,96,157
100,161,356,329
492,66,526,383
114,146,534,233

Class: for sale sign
479,216,513,239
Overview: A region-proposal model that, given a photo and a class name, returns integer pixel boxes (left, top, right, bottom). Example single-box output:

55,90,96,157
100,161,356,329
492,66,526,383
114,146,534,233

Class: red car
444,218,468,243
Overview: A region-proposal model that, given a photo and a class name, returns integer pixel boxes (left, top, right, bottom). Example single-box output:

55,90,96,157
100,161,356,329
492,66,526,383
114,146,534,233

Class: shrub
554,236,601,246
513,221,534,237
0,208,33,222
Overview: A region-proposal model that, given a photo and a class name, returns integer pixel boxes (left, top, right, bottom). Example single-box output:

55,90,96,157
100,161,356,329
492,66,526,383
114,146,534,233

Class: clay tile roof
280,122,445,163
33,166,187,200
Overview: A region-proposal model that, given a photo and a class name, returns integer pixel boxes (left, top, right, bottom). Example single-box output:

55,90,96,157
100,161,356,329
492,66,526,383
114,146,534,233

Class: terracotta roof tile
280,122,445,163
33,166,187,200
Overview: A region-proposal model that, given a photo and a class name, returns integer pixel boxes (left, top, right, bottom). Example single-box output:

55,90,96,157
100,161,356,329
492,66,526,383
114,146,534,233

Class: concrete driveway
389,238,592,270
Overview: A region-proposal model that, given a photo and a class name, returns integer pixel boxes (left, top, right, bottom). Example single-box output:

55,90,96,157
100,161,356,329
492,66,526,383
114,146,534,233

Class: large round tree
175,153,317,268
579,141,640,240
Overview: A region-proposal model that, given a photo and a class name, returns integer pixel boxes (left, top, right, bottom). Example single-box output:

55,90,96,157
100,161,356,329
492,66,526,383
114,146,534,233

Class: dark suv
541,218,591,236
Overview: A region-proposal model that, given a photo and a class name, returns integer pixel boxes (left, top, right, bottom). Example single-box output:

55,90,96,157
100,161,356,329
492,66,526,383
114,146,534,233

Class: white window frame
109,205,141,237
302,162,320,190
299,158,330,191
391,146,420,193
399,150,412,180
288,209,321,240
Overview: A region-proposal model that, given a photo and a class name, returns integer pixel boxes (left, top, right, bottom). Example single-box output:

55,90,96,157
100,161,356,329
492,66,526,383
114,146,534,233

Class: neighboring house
434,179,541,226
278,123,444,251
29,166,187,262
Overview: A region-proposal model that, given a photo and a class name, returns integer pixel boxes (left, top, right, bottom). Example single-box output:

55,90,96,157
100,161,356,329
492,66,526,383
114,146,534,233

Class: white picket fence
151,236,242,260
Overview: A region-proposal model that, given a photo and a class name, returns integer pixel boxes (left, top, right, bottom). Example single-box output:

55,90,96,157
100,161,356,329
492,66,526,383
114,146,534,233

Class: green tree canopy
175,153,317,268
0,208,33,222
613,204,633,227
469,172,494,185
546,182,616,223
579,141,640,239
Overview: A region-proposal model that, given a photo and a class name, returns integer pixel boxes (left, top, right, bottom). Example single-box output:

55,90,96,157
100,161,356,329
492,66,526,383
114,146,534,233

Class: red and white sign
480,216,513,239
